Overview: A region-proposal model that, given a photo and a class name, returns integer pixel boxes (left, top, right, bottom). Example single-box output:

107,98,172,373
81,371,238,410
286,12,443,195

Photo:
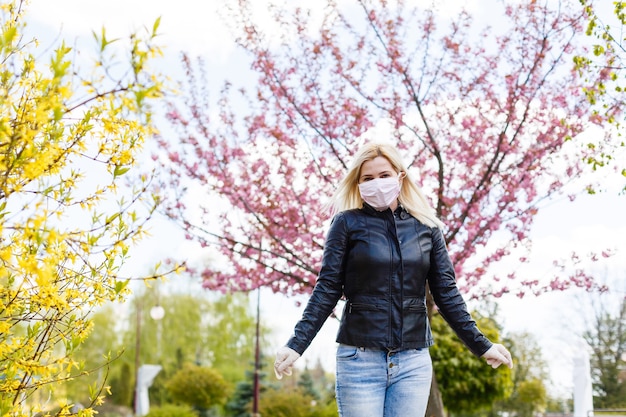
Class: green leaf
114,280,129,295
152,17,162,37
113,166,130,178
105,213,120,225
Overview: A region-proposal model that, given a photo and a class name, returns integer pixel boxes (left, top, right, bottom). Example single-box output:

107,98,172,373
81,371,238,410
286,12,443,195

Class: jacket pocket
403,301,429,343
344,302,387,337
348,302,381,313
403,297,427,312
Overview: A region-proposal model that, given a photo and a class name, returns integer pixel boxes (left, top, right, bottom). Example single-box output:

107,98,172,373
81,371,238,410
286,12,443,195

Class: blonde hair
328,142,444,228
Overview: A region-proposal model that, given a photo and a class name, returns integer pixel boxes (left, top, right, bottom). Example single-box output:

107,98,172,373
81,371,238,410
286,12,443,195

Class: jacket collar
362,202,409,219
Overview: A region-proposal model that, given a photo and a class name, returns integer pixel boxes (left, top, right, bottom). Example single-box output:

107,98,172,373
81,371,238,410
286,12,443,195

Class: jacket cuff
286,337,307,356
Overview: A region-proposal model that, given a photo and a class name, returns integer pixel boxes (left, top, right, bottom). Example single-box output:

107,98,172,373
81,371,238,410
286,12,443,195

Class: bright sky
25,0,626,400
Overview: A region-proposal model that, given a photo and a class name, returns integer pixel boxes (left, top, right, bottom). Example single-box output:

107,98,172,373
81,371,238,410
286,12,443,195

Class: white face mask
358,176,401,211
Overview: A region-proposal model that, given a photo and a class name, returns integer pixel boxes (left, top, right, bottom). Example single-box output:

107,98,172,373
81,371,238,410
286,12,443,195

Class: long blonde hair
328,142,444,228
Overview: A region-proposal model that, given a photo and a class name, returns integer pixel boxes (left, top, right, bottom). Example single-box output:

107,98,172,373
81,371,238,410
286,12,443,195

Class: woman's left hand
481,343,513,369
274,346,301,379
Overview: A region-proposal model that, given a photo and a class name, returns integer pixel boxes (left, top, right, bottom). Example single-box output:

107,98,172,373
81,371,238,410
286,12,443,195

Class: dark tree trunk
426,285,445,417
426,372,445,417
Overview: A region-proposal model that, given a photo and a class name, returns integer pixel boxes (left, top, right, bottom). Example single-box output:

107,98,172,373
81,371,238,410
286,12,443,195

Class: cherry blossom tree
154,0,621,413
157,0,616,296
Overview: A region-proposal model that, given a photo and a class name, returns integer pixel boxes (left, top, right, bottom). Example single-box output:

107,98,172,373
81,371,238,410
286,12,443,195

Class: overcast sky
24,0,626,399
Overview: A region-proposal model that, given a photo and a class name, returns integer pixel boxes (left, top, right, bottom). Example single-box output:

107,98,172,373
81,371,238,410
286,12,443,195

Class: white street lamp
149,305,165,321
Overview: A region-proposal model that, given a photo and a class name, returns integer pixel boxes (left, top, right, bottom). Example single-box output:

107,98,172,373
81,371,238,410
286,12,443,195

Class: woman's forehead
361,156,394,174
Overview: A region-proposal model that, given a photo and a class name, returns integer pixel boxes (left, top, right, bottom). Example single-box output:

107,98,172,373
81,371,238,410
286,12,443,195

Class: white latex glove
274,346,301,379
482,343,513,369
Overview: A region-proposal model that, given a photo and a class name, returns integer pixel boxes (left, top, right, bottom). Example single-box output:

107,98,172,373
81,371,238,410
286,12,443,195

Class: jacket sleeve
426,227,493,357
286,212,348,355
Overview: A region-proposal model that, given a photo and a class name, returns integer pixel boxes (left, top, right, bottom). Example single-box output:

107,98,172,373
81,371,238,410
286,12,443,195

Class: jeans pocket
336,344,359,360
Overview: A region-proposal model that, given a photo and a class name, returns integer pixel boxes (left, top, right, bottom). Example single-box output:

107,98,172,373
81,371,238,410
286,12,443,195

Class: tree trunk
426,372,445,417
425,285,445,417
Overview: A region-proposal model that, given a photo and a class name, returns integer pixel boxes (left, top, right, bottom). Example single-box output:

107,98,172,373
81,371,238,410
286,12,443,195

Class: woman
274,142,512,417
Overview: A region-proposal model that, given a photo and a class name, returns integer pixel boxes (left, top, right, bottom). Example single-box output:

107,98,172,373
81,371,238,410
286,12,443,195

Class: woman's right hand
274,346,301,379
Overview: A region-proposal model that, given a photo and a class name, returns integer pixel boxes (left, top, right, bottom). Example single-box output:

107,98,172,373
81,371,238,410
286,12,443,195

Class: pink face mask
358,176,401,211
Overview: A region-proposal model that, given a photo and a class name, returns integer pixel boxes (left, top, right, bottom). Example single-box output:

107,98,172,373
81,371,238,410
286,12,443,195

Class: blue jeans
335,344,432,417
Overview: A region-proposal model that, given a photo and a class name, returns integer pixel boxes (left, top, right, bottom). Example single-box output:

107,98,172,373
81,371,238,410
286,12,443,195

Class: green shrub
259,388,317,417
165,365,232,409
145,404,198,417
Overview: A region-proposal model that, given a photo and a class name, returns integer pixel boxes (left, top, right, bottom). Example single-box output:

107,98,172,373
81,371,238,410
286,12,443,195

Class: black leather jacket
286,204,492,357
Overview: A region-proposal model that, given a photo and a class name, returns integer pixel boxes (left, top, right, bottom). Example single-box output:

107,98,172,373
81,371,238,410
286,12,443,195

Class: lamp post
133,295,165,417
133,300,142,417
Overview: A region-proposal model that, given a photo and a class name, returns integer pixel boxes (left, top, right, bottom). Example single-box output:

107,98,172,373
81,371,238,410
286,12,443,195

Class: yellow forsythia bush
0,1,174,415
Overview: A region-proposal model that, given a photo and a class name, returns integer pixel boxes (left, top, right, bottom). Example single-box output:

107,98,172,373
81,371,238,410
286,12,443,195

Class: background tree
129,289,261,388
583,294,626,407
429,311,512,414
108,362,133,408
493,331,549,417
201,292,260,383
62,305,123,406
545,397,572,416
115,286,256,399
450,330,566,417
0,2,170,415
155,0,621,413
225,373,255,417
225,353,273,417
64,286,263,410
224,376,254,417
303,359,336,409
298,368,320,403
